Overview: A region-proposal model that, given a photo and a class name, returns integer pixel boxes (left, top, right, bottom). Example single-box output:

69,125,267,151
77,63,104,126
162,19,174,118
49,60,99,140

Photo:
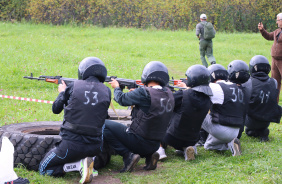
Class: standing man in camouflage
258,13,282,100
196,14,216,67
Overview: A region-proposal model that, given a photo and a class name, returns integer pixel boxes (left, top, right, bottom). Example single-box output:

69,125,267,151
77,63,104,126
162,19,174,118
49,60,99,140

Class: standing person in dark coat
157,65,212,161
39,57,111,183
258,13,282,100
104,61,175,173
244,55,282,142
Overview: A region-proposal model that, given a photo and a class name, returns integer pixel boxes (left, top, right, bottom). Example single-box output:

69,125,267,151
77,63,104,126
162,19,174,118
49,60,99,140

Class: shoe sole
159,154,167,160
80,158,94,183
144,152,160,170
233,138,241,156
185,146,195,161
126,154,140,172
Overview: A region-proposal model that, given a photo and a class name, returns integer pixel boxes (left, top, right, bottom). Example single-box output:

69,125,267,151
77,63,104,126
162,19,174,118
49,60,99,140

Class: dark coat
260,28,282,59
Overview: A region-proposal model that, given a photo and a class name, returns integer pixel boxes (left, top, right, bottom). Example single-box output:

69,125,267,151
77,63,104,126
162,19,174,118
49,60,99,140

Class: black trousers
103,120,159,158
245,115,270,137
39,139,101,177
163,133,196,151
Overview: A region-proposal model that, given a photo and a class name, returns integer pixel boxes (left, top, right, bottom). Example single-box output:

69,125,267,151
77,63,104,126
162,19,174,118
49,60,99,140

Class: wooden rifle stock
45,78,59,84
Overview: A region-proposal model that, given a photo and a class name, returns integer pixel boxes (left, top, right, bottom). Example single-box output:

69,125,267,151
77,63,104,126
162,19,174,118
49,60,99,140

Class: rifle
23,73,143,90
169,78,187,86
23,73,77,86
105,76,143,90
24,73,185,91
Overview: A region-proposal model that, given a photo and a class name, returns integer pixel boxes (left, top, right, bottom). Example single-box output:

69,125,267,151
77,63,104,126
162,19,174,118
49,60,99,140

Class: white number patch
230,87,244,103
259,90,270,104
159,98,173,115
84,91,99,106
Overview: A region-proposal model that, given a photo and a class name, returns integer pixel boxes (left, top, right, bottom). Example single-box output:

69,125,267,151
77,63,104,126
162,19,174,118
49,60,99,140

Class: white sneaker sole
80,158,94,183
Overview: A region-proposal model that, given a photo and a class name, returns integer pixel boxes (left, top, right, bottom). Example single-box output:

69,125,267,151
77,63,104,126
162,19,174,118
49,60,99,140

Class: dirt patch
90,175,122,184
69,161,166,183
89,162,165,183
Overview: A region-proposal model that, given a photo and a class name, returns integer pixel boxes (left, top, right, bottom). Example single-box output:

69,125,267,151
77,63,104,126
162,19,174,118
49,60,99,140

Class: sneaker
229,138,241,156
211,61,216,65
143,152,160,170
4,177,30,184
120,153,140,173
156,147,167,160
184,146,196,161
79,157,94,183
92,169,98,177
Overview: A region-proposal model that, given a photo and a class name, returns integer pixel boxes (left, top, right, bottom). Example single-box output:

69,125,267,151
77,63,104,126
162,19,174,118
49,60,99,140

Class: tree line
0,0,280,32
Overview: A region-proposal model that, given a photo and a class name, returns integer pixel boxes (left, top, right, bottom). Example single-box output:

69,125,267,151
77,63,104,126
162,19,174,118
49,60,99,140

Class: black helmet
249,55,271,75
186,65,212,96
78,57,107,82
141,61,169,86
186,64,210,87
208,64,228,82
227,60,250,84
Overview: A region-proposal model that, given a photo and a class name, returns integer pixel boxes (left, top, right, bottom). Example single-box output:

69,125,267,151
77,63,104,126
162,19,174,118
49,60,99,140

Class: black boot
143,152,160,170
260,128,269,142
120,152,140,173
245,127,259,137
196,129,208,147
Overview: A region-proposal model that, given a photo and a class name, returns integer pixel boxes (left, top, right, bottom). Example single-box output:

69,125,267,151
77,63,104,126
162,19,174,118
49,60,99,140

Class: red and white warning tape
0,94,53,104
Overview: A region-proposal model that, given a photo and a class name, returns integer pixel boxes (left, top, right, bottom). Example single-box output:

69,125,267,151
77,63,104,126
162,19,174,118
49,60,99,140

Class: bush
0,0,280,32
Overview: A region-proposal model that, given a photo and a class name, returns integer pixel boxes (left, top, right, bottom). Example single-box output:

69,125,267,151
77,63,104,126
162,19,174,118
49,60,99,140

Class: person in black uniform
104,61,175,173
39,57,111,184
157,65,212,161
202,62,249,156
244,55,282,142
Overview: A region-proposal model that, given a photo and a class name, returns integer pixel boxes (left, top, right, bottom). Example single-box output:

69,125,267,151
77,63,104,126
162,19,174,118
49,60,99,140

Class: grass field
0,22,282,183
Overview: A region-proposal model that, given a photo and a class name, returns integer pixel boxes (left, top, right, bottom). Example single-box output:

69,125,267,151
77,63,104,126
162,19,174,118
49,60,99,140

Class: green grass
1,22,282,183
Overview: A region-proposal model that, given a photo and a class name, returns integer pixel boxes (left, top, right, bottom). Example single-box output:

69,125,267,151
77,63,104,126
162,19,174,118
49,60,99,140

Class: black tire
0,121,62,171
0,120,132,171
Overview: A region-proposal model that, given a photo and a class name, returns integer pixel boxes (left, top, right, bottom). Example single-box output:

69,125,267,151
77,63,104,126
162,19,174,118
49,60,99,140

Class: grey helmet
227,60,250,84
78,57,107,82
141,61,169,86
185,65,212,96
208,64,228,83
249,55,271,75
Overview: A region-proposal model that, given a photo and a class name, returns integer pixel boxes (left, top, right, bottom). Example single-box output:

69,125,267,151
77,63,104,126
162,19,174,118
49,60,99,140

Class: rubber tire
0,120,132,171
0,121,62,171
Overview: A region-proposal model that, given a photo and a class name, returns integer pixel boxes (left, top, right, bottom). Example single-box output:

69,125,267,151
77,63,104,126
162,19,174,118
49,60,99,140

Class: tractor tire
0,120,131,171
0,121,62,171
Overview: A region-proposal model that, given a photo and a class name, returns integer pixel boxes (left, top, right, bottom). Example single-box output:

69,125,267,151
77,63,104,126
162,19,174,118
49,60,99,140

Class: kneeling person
202,62,250,156
245,55,282,141
104,61,175,172
160,65,212,161
39,57,111,183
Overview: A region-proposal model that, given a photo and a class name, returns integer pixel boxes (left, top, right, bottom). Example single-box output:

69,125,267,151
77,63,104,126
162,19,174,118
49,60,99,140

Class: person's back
196,14,216,67
62,77,110,140
168,90,211,142
39,57,111,183
245,55,282,141
104,61,175,173
202,62,250,156
210,81,245,127
160,65,212,161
